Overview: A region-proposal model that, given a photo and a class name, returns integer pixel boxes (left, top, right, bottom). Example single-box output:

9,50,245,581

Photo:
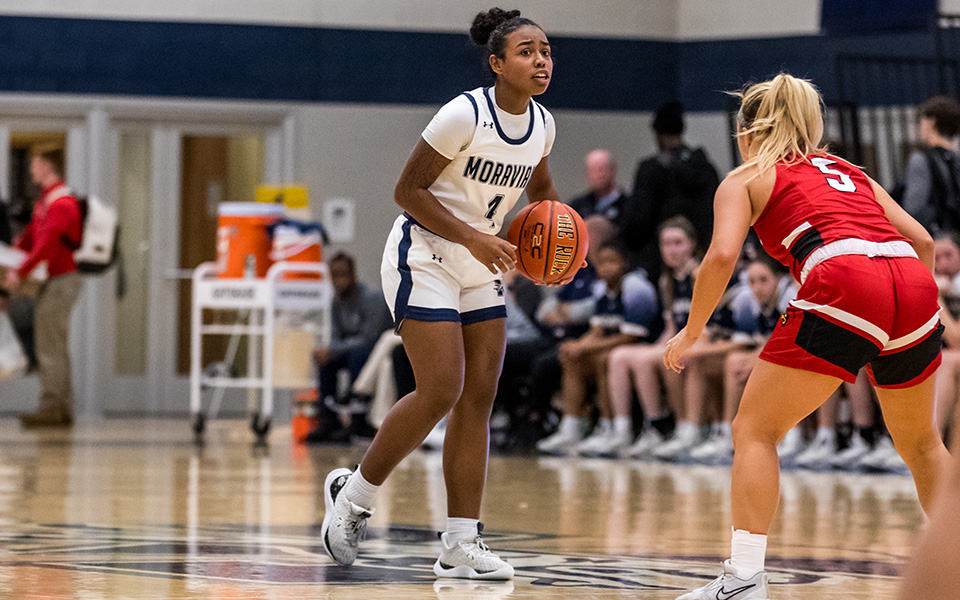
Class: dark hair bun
470,8,521,46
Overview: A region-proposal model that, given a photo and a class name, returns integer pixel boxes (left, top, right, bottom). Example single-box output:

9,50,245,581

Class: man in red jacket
5,150,83,428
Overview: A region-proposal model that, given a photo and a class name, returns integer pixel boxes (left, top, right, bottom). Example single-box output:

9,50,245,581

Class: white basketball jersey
421,87,554,234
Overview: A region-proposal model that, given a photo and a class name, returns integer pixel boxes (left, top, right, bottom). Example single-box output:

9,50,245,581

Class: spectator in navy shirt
536,241,661,455
689,255,797,461
605,216,699,458
523,216,618,422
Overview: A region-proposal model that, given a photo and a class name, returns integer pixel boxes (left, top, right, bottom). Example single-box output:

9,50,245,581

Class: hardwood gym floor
0,419,921,599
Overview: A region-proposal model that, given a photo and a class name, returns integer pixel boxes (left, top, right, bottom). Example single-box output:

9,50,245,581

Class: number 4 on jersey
811,157,857,192
485,194,505,220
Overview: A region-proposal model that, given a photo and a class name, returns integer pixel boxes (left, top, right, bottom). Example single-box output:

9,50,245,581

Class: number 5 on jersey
811,157,857,192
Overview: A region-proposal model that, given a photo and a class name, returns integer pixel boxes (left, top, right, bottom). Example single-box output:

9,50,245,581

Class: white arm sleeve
542,106,556,157
420,95,477,160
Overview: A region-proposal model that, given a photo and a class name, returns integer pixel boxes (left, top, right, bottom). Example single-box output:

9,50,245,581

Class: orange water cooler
216,202,286,278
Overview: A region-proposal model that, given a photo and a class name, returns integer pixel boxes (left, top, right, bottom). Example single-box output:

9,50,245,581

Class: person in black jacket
901,95,960,234
621,101,720,281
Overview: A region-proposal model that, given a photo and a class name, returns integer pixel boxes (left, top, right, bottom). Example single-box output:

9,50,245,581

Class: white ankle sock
445,517,479,544
559,416,585,437
593,418,612,435
730,528,767,578
814,427,835,444
676,421,698,441
343,468,379,509
613,417,632,436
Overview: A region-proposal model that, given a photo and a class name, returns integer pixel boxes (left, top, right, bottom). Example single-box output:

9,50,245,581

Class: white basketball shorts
381,215,507,331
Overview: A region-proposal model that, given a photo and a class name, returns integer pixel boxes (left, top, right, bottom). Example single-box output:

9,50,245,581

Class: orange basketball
507,200,589,285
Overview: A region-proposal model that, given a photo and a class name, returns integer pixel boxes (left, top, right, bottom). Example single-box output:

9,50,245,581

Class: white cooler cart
189,261,332,444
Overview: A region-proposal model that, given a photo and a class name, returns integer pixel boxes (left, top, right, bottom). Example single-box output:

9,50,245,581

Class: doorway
176,135,266,376
0,97,293,418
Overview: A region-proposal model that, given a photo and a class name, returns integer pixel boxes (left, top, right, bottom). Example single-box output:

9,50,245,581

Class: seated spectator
568,149,627,227
653,282,754,461
607,216,698,458
535,217,617,340
306,252,393,443
521,216,618,422
686,255,797,462
934,232,960,441
536,241,661,455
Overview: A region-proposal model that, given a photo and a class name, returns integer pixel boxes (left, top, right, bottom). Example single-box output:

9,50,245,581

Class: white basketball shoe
577,427,632,457
858,436,908,473
321,468,374,566
793,429,836,469
690,426,734,462
654,421,702,460
624,428,665,458
829,432,871,469
536,427,584,454
776,427,805,459
433,523,515,580
675,560,769,600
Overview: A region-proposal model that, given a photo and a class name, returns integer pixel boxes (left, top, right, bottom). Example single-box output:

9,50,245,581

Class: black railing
831,14,960,188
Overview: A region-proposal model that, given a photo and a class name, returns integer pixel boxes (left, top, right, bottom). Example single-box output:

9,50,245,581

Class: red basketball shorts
760,255,942,388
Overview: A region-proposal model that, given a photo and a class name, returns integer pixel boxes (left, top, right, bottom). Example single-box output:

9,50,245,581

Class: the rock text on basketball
550,213,576,275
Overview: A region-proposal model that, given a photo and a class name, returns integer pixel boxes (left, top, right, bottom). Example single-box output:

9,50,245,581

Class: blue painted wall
0,15,950,111
821,0,936,34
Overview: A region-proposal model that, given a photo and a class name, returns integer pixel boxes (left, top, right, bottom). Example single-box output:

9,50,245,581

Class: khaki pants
34,273,82,417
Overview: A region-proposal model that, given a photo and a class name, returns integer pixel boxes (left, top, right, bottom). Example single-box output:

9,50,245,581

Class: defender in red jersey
754,155,942,388
663,74,949,600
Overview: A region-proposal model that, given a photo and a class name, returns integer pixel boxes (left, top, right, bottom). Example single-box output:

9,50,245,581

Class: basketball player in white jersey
322,8,566,580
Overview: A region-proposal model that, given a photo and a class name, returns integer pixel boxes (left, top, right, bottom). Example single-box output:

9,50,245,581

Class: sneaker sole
433,559,514,580
321,467,355,565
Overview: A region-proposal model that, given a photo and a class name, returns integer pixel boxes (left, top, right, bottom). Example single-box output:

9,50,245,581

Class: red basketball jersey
752,154,907,283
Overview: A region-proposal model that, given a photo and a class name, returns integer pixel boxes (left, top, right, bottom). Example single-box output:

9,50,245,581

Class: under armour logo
432,254,443,263
494,279,504,297
482,121,495,129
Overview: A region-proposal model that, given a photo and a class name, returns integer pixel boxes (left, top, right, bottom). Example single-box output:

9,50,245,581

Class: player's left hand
663,327,699,373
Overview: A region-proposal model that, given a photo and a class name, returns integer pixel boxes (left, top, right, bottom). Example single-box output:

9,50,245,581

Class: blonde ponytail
734,74,826,174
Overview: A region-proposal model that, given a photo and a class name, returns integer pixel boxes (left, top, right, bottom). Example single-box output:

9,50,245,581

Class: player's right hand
546,260,588,287
663,326,699,373
467,235,517,275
